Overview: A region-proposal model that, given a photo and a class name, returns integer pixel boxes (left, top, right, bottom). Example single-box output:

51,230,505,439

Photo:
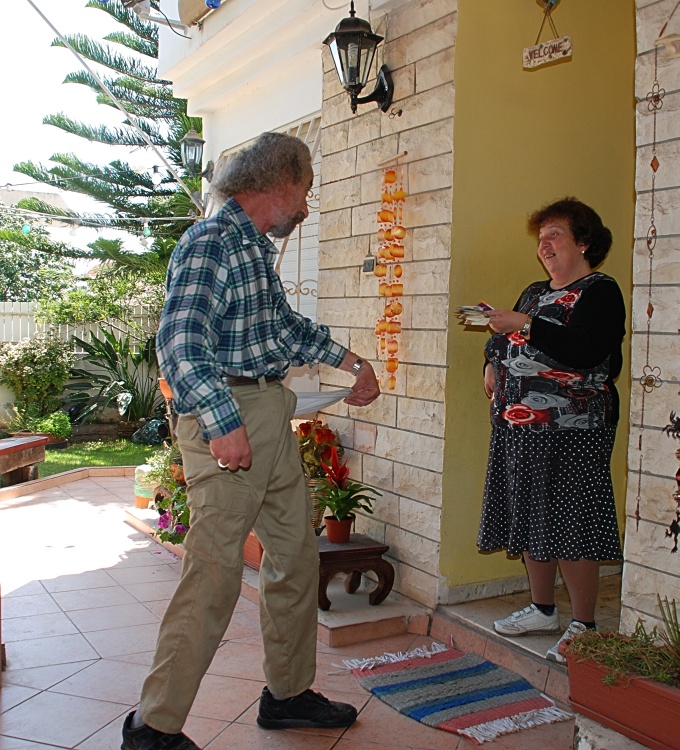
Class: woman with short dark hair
478,197,625,662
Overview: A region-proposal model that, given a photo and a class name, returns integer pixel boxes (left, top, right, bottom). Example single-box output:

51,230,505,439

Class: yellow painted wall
441,0,636,592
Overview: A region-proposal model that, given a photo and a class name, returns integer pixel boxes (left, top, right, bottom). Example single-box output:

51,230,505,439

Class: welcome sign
523,36,572,69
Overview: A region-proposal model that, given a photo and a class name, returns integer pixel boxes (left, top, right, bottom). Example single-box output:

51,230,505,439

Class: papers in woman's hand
456,301,494,327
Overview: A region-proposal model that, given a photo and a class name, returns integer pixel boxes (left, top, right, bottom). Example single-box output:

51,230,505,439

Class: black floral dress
477,272,625,562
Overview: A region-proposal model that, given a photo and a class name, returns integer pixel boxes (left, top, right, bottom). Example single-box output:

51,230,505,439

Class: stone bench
0,436,49,488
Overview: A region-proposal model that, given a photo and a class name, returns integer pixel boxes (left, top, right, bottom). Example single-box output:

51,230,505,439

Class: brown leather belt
226,375,280,387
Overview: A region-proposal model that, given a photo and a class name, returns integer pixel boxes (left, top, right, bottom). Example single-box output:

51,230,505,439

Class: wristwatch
519,316,533,339
351,358,364,376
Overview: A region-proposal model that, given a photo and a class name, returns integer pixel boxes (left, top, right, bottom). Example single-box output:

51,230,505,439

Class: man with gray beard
122,132,380,750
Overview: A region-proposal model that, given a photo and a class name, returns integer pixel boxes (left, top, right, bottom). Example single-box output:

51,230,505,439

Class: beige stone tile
51,585,138,612
2,612,78,643
41,570,117,594
1,595,60,619
206,640,266,682
388,0,455,40
122,579,180,603
48,658,149,704
1,661,97,691
105,563,181,586
83,622,161,658
205,722,338,749
0,683,40,713
0,736,63,749
4,581,47,598
393,464,442,506
4,633,99,671
0,691,130,747
66,602,161,633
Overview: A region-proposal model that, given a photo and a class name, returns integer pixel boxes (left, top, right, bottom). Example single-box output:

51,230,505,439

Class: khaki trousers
139,380,319,733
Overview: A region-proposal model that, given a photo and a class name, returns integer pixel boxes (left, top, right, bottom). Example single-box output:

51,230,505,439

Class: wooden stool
317,533,395,611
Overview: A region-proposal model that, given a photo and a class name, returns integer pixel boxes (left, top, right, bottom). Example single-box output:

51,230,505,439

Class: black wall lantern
323,1,393,114
179,128,214,181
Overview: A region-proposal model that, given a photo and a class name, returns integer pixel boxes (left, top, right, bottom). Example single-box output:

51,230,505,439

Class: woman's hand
484,363,495,399
487,309,530,334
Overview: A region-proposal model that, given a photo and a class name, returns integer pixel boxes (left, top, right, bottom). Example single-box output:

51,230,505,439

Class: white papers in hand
293,389,352,417
456,301,494,327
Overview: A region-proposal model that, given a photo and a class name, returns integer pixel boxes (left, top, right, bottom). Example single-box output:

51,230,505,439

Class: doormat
350,647,572,744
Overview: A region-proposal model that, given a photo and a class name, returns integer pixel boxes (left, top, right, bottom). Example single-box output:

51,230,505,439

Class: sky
0,0,159,252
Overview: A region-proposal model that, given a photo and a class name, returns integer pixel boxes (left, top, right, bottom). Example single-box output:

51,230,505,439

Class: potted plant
565,595,680,750
8,405,72,446
145,445,189,544
315,447,380,543
295,419,343,532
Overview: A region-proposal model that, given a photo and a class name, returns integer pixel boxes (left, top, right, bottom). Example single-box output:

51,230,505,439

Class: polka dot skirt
477,425,622,562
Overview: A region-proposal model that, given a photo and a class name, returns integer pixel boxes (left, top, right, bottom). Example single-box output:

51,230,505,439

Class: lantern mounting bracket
351,65,394,114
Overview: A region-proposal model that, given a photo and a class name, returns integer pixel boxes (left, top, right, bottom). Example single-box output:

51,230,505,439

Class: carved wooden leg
344,570,362,594
318,568,333,611
368,559,395,606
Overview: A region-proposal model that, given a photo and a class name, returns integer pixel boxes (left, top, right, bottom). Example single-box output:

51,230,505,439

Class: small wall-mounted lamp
323,1,394,114
179,129,214,181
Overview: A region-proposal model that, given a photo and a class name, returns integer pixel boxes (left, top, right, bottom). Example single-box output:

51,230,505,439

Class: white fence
0,301,158,351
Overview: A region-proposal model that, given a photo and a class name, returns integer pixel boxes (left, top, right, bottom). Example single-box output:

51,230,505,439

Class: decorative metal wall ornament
523,0,572,70
663,413,680,553
373,152,408,391
634,40,666,531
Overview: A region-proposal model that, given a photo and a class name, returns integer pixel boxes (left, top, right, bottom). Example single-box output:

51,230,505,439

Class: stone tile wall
317,0,456,607
621,0,680,632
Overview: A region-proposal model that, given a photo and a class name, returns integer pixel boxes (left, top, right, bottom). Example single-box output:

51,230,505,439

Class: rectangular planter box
243,530,263,571
567,653,680,750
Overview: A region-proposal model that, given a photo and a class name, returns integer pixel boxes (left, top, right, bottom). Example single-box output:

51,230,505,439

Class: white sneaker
493,604,560,636
546,620,589,663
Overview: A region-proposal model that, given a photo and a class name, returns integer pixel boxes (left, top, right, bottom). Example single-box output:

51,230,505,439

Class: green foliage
0,208,76,300
69,328,163,422
0,335,74,418
567,597,680,688
40,439,158,477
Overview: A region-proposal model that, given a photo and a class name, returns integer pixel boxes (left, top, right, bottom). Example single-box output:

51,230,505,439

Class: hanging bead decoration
634,41,665,531
374,158,407,391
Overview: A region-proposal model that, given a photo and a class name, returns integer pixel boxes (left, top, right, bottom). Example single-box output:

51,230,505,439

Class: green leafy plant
567,595,680,688
0,334,74,418
295,419,343,478
315,446,380,521
30,410,73,439
68,328,163,423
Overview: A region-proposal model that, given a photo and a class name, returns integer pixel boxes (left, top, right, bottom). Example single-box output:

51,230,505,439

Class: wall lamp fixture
179,129,214,182
323,1,394,114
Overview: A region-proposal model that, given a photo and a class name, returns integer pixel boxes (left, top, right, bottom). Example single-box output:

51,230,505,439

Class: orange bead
374,263,387,277
378,209,395,223
383,228,393,242
384,169,397,183
377,228,385,241
393,264,403,278
381,192,393,204
386,357,399,373
376,318,387,333
387,339,399,354
391,225,406,239
387,375,397,390
387,321,401,334
390,283,403,297
390,244,405,258
379,281,390,296
390,301,403,315
392,188,408,202
379,246,392,260
380,337,386,352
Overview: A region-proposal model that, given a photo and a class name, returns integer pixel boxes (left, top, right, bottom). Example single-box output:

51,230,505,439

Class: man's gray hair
213,132,312,198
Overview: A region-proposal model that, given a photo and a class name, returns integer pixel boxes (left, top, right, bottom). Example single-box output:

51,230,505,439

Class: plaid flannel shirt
156,198,347,440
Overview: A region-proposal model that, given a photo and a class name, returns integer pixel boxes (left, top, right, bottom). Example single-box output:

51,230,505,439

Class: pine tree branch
103,30,157,58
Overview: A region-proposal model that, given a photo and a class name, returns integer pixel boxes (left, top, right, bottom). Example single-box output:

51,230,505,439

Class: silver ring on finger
217,459,228,469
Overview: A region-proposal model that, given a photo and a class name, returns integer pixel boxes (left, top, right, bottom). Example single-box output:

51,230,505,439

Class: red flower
298,421,314,437
554,290,581,307
502,403,551,425
321,446,350,489
507,332,527,346
537,369,584,385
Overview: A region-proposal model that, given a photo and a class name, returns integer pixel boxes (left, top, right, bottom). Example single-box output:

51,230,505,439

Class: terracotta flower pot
567,652,680,750
324,515,353,544
158,376,173,400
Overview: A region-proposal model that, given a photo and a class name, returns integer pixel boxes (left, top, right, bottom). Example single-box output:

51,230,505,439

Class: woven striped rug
351,647,572,745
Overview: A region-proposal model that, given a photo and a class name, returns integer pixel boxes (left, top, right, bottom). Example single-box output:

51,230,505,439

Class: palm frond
85,0,157,43
41,113,165,147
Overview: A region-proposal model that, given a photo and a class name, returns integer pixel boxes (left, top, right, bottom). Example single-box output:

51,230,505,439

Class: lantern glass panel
332,33,378,89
